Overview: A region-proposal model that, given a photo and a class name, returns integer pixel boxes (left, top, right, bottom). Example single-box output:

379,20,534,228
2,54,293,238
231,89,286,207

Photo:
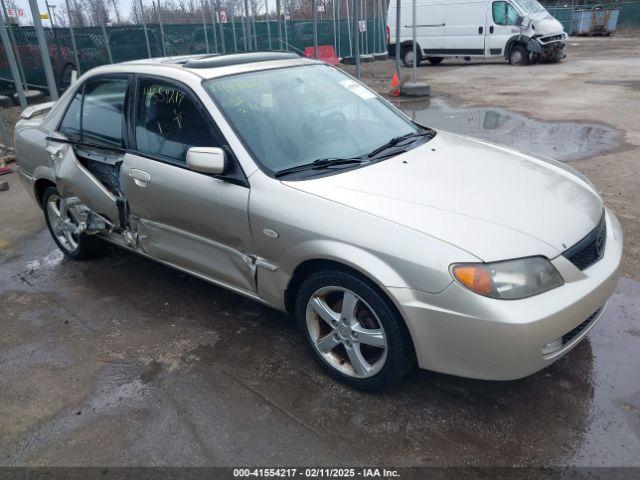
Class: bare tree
80,0,111,26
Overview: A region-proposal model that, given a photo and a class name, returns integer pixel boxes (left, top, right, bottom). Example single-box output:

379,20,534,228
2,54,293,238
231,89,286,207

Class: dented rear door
51,136,122,225
50,75,131,227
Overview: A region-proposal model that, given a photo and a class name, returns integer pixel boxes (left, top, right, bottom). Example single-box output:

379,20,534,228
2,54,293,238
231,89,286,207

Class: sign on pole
39,13,48,19
219,10,227,23
6,7,24,17
358,20,366,32
318,5,324,11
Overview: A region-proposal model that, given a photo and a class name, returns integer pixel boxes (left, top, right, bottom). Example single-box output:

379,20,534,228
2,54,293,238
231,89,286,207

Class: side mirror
186,147,226,175
515,15,524,26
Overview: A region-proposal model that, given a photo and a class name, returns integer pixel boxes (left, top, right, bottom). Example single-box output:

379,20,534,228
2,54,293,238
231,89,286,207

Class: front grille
540,34,564,43
563,211,607,271
562,308,602,345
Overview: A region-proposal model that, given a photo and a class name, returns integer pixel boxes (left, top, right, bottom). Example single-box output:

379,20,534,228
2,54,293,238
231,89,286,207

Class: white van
387,0,568,66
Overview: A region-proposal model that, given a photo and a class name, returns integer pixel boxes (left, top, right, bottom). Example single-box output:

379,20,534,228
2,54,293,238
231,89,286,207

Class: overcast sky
6,0,133,26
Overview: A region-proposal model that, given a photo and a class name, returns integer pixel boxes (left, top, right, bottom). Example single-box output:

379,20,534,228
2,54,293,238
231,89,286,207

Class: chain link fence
0,0,390,100
0,0,639,102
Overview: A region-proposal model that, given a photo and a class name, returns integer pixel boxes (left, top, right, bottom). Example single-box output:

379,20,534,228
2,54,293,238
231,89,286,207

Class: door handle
479,26,484,34
129,168,151,187
490,25,494,34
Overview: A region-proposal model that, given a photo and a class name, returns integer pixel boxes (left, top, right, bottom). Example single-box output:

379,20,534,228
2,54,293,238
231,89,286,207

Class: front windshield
204,65,420,174
512,0,547,15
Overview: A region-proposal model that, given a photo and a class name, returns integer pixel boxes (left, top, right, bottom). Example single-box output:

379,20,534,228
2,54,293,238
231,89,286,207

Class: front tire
295,270,415,391
42,186,96,260
509,44,530,66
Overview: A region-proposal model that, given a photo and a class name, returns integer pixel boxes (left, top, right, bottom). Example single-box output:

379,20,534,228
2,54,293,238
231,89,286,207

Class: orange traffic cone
390,72,400,97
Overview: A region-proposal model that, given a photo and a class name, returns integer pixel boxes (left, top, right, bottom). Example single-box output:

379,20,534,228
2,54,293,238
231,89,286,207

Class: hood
283,131,603,262
531,14,565,35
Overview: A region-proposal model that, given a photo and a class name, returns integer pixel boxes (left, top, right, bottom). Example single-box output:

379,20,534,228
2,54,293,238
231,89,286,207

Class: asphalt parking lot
1,36,640,467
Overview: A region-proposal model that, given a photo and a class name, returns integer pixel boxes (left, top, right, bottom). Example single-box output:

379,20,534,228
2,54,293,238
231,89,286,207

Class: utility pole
275,0,283,49
251,0,257,50
401,0,429,96
26,0,58,100
209,0,219,53
283,0,288,49
216,0,226,53
312,0,318,58
394,0,400,77
46,0,64,86
154,0,167,56
243,0,251,50
64,0,81,75
138,0,152,57
351,0,359,78
265,0,271,50
201,0,210,53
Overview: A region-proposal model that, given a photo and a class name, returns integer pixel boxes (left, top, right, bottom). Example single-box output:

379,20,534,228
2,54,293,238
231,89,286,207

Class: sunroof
183,52,300,69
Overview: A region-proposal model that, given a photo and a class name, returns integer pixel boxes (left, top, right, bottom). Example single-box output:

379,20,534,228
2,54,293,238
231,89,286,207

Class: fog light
542,338,563,355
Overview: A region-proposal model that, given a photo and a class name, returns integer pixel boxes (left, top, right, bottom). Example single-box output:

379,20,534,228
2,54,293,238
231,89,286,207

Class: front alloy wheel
296,270,414,390
306,286,388,378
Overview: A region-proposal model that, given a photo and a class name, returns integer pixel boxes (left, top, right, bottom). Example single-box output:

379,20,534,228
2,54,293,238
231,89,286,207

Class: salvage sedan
15,52,622,390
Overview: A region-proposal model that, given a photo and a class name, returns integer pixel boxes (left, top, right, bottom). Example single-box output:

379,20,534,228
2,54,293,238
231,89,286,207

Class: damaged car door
52,75,130,231
120,76,255,293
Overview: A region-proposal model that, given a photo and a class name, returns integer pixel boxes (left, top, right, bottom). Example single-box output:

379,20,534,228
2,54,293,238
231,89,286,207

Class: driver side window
492,1,520,25
135,78,220,165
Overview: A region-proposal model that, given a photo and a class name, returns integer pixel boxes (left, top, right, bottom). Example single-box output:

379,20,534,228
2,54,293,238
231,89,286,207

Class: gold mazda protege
15,52,622,390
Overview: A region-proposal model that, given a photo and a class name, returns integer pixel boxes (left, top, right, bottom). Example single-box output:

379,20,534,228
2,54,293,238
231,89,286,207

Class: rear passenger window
492,1,520,25
59,90,82,141
135,79,220,164
82,78,128,149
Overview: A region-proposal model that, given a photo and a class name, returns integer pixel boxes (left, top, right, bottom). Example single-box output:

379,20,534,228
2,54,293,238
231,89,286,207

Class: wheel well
284,258,418,363
34,178,56,208
504,36,529,58
400,41,420,55
284,259,397,317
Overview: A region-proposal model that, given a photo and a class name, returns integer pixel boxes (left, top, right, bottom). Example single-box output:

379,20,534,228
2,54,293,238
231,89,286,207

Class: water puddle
396,97,620,162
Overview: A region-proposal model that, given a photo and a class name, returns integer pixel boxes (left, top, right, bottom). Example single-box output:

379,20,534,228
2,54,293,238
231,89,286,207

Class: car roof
95,52,317,81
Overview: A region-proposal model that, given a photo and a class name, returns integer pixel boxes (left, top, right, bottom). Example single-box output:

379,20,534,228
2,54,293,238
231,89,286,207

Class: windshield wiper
367,130,434,158
275,157,365,178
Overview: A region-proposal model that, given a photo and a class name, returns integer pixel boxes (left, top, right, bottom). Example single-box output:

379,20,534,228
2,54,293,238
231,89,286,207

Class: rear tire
42,186,97,260
509,44,530,66
295,270,415,391
427,57,443,65
402,47,421,68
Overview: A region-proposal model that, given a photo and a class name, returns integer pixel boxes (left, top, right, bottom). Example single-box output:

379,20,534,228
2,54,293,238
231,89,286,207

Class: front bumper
391,208,623,380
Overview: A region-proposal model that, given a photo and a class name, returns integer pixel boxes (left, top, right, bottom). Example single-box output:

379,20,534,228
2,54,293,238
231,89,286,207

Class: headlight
450,256,564,300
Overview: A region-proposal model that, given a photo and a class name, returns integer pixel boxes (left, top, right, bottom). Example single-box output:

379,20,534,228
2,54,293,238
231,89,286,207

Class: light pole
312,0,318,59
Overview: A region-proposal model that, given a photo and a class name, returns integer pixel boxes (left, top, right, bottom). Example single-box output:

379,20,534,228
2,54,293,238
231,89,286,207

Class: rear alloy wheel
296,270,414,390
509,44,530,66
42,186,96,259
